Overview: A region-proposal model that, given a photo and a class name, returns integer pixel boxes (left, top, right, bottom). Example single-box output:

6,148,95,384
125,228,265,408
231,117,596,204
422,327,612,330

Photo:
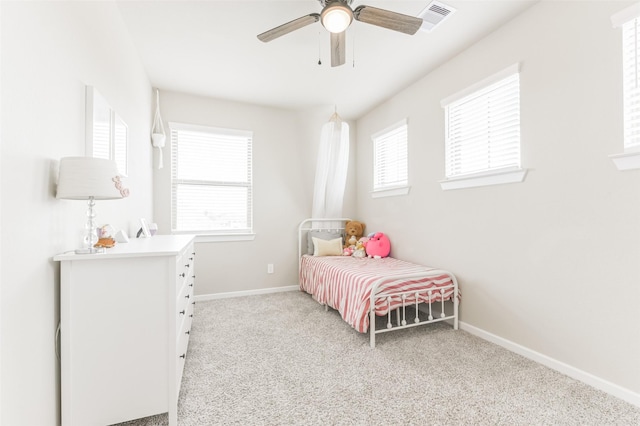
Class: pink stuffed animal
365,232,390,258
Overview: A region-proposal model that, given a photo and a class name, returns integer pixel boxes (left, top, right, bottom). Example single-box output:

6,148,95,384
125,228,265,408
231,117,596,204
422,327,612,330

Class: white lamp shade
56,157,124,200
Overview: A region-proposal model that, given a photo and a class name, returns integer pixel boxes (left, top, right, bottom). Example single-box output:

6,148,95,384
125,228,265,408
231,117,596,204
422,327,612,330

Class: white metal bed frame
298,218,459,347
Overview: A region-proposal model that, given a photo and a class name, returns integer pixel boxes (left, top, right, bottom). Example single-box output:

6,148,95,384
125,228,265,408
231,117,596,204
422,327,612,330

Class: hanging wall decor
85,85,128,176
151,89,166,169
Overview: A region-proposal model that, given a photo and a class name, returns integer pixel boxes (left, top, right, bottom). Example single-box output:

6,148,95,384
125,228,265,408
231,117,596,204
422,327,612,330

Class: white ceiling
116,0,537,120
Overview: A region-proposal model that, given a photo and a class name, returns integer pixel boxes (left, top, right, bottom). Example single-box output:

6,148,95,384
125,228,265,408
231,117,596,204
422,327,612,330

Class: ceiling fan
257,0,423,67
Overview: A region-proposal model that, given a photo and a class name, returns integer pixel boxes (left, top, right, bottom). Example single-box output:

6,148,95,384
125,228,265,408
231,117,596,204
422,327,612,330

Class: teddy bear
365,232,390,258
352,238,367,258
94,237,116,248
342,246,354,256
344,220,366,249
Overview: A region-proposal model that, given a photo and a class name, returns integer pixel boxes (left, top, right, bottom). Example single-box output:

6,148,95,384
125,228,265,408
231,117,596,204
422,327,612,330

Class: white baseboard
460,321,640,408
195,285,299,301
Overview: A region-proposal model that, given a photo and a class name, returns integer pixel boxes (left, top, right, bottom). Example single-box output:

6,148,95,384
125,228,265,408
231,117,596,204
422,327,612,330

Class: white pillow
312,237,343,256
307,231,342,254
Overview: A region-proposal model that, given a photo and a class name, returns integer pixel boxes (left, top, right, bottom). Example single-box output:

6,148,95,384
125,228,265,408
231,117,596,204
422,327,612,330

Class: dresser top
53,234,196,261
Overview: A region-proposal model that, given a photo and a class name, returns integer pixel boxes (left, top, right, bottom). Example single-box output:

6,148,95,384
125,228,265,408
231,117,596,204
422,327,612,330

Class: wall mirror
85,86,128,176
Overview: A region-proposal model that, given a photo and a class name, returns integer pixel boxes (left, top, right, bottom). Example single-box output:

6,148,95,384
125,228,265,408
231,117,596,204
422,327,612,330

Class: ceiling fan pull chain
352,25,356,68
318,30,322,65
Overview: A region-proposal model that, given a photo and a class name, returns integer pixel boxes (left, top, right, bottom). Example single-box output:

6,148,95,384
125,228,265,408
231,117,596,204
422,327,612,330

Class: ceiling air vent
418,1,456,33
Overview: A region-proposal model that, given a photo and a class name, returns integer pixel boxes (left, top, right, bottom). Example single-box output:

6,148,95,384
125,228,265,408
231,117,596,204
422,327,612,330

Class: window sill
194,233,256,243
609,151,640,171
439,167,528,191
371,185,411,198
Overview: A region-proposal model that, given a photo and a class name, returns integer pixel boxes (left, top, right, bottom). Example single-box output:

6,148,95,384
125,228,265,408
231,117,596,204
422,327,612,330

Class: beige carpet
118,291,640,425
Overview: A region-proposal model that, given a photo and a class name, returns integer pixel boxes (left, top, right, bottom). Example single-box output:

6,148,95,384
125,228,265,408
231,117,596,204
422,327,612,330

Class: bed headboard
297,218,352,260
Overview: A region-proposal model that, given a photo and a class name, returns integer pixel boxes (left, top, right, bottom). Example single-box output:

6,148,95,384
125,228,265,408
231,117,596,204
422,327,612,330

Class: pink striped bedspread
299,255,456,333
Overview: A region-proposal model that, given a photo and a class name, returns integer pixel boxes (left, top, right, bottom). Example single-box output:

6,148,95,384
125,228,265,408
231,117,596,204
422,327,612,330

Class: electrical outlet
267,263,274,274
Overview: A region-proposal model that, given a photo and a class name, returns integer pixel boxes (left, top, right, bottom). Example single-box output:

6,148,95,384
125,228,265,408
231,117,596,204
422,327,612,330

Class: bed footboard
369,271,459,348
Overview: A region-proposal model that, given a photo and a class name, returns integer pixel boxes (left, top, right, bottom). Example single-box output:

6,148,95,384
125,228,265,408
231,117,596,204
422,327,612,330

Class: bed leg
396,307,401,326
454,291,459,330
324,304,328,312
370,308,376,348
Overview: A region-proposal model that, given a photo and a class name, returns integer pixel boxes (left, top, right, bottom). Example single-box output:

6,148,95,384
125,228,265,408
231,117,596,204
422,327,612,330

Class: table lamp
56,157,129,254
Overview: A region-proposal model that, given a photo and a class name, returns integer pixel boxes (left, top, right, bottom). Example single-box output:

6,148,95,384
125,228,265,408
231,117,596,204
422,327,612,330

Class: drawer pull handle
189,257,194,261
179,273,185,278
189,283,194,287
185,331,190,335
179,310,185,315
189,314,193,318
185,295,190,299
185,264,190,268
179,354,185,359
192,301,196,305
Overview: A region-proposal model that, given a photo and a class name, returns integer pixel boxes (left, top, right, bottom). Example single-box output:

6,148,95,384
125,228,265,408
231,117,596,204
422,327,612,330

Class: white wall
0,2,152,424
356,0,640,398
153,91,356,296
0,2,3,420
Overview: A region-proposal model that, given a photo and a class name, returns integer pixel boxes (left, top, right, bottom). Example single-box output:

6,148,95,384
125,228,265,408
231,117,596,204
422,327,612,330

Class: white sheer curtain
312,113,350,226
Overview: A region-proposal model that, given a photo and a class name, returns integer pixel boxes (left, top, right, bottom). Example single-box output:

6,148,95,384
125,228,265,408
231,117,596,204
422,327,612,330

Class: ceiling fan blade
330,31,346,67
257,13,321,42
354,5,423,35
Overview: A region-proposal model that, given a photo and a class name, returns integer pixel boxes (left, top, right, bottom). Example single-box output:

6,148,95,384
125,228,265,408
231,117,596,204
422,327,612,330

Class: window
440,64,526,190
610,4,640,170
170,122,253,235
621,17,640,151
371,119,409,198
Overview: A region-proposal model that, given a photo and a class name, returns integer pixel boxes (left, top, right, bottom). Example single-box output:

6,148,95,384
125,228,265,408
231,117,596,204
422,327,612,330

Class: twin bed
298,218,459,347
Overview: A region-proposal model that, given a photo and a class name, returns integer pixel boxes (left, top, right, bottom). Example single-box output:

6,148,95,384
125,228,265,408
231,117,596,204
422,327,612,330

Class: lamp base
74,247,106,255
78,196,103,255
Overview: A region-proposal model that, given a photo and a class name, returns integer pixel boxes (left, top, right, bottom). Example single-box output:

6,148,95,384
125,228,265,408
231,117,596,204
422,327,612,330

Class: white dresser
54,235,196,426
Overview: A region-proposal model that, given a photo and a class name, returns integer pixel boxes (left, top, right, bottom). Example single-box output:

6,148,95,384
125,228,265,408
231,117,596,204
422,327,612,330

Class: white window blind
372,119,408,191
622,18,640,151
170,123,253,234
442,65,521,178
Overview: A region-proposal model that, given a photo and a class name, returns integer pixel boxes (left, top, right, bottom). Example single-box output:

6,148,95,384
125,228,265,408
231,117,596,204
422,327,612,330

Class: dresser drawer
177,305,193,353
176,331,188,397
176,309,192,396
176,279,194,340
175,244,195,297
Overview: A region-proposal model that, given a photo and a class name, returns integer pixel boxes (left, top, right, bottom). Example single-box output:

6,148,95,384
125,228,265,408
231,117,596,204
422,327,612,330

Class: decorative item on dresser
56,156,129,254
54,235,196,426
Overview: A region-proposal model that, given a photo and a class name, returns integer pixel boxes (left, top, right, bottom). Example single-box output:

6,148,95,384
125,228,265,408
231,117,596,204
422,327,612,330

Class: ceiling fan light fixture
321,3,353,33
